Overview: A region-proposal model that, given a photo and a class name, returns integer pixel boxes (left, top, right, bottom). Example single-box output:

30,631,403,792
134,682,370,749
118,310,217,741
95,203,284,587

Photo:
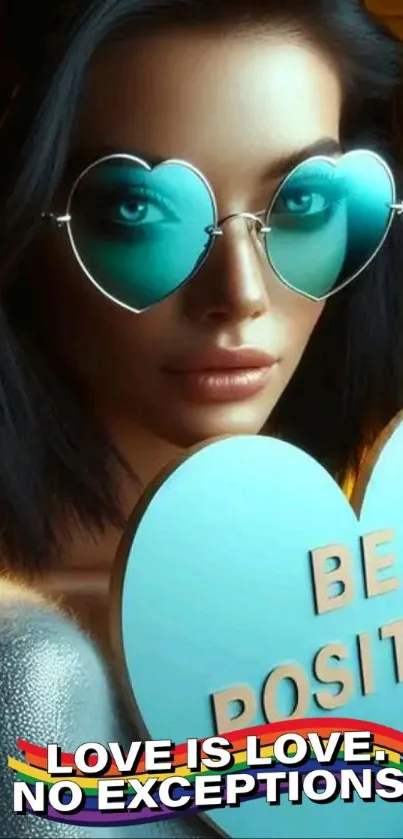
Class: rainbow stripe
8,718,403,826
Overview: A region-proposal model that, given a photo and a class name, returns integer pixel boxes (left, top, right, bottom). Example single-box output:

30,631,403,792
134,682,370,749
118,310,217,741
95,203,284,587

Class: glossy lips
163,347,277,402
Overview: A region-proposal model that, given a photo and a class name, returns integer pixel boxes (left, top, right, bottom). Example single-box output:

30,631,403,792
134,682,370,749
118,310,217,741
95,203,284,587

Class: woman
0,0,403,836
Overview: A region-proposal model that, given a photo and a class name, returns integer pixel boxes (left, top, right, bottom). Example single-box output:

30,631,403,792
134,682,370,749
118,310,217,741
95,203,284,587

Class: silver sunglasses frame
259,148,401,302
42,149,402,314
43,153,219,315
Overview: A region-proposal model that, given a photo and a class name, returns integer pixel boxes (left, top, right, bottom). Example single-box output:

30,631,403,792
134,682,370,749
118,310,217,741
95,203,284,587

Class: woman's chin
153,402,272,450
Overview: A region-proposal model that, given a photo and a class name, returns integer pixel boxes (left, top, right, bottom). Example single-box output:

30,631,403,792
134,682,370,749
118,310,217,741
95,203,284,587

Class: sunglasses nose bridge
209,211,271,238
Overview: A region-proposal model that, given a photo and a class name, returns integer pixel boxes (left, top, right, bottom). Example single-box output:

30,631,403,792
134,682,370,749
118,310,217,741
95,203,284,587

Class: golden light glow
365,0,403,39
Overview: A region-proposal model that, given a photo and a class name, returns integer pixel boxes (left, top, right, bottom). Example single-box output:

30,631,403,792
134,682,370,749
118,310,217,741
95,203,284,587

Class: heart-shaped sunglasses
42,149,402,313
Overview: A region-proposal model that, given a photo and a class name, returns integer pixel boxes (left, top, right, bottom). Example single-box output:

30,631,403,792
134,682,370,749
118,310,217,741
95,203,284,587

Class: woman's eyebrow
64,137,341,183
263,137,342,180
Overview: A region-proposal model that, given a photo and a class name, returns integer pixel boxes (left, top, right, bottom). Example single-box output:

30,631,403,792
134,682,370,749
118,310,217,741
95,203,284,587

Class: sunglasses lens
264,151,394,299
69,157,216,311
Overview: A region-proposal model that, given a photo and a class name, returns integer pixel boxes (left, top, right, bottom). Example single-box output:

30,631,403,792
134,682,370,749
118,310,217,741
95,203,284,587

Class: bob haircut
0,0,403,571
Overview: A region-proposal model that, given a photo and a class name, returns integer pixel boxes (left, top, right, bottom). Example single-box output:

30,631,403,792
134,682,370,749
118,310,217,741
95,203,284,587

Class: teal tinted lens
264,151,395,299
69,156,217,311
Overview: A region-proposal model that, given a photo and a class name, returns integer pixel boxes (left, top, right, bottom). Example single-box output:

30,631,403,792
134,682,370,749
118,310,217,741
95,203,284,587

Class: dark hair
0,0,403,572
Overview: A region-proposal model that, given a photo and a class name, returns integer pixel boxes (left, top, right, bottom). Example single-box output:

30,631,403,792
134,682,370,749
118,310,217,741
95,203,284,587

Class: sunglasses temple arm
41,212,71,227
390,201,403,216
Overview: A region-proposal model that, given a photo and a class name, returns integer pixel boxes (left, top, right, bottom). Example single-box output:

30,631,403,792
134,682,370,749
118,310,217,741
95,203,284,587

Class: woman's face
40,27,342,447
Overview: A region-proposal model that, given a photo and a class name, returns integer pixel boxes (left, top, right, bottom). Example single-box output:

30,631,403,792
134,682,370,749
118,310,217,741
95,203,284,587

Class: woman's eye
109,196,166,225
74,185,178,232
275,189,329,216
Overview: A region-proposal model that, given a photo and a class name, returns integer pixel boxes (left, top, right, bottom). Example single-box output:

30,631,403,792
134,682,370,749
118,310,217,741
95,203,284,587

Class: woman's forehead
73,29,342,188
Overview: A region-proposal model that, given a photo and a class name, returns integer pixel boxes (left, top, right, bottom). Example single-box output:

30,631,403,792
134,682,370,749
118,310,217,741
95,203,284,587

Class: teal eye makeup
263,152,395,298
68,155,217,310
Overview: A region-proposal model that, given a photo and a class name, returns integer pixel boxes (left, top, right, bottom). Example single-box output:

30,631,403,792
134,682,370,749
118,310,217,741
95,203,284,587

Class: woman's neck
110,417,183,495
38,419,183,655
64,417,183,572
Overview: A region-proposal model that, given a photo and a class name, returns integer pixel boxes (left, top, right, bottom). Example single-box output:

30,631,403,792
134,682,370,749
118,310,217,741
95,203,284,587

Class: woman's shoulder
0,573,119,720
0,575,215,839
0,574,126,837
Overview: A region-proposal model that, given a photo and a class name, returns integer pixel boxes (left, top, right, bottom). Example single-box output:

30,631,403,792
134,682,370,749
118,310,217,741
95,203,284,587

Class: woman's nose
183,216,272,326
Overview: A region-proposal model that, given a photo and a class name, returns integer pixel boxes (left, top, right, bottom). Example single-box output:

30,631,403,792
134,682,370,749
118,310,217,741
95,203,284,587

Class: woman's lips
165,367,274,402
163,348,278,403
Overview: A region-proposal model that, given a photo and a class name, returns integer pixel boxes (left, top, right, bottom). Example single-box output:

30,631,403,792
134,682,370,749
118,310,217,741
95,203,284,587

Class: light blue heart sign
111,414,403,838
